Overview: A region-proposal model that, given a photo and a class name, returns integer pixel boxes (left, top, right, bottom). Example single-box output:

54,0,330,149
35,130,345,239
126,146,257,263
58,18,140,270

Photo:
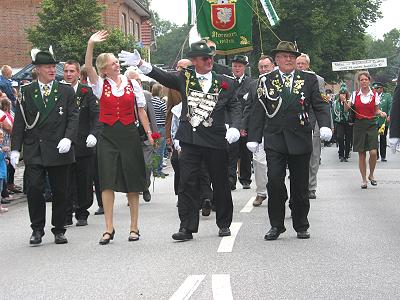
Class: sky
149,0,400,40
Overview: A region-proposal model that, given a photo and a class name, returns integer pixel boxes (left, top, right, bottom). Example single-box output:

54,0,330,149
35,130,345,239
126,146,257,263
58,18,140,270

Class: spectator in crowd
85,30,153,245
344,71,387,189
0,65,16,109
0,130,8,213
151,83,168,177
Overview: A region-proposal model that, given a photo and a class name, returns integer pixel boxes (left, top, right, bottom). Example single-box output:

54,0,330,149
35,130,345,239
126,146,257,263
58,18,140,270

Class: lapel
76,82,84,107
38,81,60,127
30,81,46,113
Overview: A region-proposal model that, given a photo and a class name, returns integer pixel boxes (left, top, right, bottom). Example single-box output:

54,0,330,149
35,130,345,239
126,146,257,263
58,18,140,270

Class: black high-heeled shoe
128,230,140,242
99,229,115,245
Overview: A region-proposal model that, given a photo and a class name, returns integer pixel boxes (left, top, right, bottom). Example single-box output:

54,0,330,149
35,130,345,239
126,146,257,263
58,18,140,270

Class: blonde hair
151,83,163,97
357,70,371,81
96,53,115,78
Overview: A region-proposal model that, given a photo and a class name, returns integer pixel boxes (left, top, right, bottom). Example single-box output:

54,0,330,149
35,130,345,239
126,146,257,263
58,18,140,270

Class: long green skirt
352,118,378,152
97,122,147,193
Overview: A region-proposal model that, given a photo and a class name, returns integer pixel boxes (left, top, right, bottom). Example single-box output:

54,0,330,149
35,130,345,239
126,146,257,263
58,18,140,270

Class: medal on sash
186,89,218,131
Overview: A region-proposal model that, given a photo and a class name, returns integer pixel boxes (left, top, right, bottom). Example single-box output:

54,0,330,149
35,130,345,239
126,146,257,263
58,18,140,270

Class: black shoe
54,233,68,244
218,227,231,237
264,227,286,240
381,158,387,162
64,218,73,227
297,230,310,239
1,199,11,204
143,190,151,202
76,219,88,227
229,179,236,190
99,229,115,245
172,228,193,241
201,199,212,216
309,190,316,199
128,230,140,242
94,207,104,215
242,182,251,189
339,157,345,162
343,157,348,162
30,231,44,245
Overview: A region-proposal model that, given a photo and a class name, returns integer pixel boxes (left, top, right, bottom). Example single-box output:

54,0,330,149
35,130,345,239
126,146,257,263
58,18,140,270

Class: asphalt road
1,146,400,300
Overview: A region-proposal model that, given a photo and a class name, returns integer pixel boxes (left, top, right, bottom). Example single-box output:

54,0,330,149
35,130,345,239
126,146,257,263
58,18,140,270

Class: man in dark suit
389,72,400,152
118,40,242,241
247,41,332,240
228,54,253,190
63,60,101,226
10,48,79,245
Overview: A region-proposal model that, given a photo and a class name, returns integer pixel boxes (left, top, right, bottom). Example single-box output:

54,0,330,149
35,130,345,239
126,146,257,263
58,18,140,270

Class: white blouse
90,75,146,107
351,89,381,105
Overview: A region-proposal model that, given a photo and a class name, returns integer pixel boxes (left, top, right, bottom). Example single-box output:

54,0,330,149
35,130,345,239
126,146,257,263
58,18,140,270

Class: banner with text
188,0,253,55
332,58,387,71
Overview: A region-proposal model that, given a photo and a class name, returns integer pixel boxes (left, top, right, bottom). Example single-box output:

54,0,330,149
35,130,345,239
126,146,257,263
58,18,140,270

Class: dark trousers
73,155,95,220
336,122,352,158
178,143,232,233
266,150,311,232
25,164,70,234
171,148,213,200
7,163,15,185
228,136,252,185
378,126,388,159
93,151,102,208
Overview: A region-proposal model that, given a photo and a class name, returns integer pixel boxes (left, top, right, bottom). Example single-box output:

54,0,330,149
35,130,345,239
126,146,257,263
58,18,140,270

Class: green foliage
26,0,138,64
251,0,382,82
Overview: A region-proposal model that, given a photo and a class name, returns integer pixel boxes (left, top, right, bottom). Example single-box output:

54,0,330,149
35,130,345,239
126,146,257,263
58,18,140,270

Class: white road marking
169,275,206,300
217,222,242,253
240,196,255,213
212,274,234,300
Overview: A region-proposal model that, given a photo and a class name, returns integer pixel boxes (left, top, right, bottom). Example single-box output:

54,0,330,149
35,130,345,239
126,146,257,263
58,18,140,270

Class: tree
251,0,382,81
27,0,138,64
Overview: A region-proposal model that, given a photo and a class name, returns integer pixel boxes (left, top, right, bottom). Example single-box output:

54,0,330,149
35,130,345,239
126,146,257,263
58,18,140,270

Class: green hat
187,40,215,58
31,46,59,65
271,41,301,58
372,82,384,89
231,54,249,65
339,83,348,94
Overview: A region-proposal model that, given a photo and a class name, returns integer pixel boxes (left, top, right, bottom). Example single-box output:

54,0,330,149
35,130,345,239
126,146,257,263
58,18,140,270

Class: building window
136,22,140,40
121,13,127,34
130,19,134,36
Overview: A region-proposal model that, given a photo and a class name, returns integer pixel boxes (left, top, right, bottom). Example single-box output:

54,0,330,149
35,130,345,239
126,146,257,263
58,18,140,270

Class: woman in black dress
85,31,154,244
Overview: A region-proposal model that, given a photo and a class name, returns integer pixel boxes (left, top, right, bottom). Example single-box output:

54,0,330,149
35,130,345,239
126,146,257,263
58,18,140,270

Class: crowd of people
1,30,399,245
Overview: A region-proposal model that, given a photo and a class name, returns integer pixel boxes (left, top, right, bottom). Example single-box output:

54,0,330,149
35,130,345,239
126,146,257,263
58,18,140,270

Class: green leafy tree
27,0,138,64
252,0,382,81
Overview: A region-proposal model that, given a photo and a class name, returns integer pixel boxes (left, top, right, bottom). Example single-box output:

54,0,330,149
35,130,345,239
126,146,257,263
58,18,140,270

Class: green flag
188,0,253,55
259,0,279,26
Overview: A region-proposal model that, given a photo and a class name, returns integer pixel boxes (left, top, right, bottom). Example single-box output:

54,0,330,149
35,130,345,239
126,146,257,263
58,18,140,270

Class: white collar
38,79,54,89
72,82,79,93
278,69,295,77
357,88,373,96
195,71,212,81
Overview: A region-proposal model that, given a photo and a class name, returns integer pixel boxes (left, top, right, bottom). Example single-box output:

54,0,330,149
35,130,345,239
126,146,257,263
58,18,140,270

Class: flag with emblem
188,0,253,55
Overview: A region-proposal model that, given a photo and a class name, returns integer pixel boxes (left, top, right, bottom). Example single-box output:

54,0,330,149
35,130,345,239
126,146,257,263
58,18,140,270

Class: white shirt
90,75,146,107
234,73,245,84
279,70,295,92
196,71,212,93
37,80,54,98
351,89,380,105
72,82,79,93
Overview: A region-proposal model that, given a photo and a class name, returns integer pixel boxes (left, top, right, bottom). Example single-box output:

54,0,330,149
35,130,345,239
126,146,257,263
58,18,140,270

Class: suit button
39,139,42,142
117,112,119,115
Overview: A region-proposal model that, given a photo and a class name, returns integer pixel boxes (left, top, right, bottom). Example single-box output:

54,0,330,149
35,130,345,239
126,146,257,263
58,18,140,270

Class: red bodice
354,91,376,120
99,79,136,126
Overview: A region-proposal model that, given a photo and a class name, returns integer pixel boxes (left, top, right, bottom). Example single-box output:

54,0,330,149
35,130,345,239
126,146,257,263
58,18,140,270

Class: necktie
282,73,292,92
43,84,51,97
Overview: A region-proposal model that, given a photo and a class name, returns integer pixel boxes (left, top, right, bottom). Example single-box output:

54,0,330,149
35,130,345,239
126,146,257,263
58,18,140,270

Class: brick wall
0,0,42,68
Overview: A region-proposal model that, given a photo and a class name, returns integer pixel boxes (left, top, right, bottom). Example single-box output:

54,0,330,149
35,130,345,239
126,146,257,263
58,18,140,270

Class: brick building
0,0,152,68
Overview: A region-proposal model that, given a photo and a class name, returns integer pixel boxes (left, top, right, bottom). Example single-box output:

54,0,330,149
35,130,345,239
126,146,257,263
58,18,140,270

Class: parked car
12,62,65,84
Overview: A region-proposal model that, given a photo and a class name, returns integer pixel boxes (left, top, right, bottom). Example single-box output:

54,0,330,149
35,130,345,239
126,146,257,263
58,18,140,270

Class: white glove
246,142,259,153
225,128,240,144
86,134,97,148
10,150,20,169
118,49,141,67
320,127,333,142
389,138,400,154
57,138,72,154
225,124,230,130
173,139,181,151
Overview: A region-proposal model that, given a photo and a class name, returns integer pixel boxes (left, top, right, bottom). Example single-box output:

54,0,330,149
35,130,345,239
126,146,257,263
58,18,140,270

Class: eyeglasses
200,56,212,62
276,53,297,60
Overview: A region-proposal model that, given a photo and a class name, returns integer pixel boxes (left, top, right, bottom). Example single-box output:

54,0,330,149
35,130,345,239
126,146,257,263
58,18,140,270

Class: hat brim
187,51,215,58
271,49,301,58
231,59,248,65
32,60,59,65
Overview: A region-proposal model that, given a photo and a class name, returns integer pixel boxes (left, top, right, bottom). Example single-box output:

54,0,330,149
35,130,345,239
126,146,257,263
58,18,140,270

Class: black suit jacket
248,70,331,155
11,81,79,166
75,83,101,157
147,66,241,149
241,79,258,130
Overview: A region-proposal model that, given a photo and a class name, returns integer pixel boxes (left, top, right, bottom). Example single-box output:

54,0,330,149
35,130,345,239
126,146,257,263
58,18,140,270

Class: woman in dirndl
344,71,387,189
85,31,154,244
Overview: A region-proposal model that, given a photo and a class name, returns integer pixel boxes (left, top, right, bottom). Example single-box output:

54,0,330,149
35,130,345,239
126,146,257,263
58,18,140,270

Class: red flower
81,88,88,94
151,132,161,140
299,99,304,106
221,81,229,90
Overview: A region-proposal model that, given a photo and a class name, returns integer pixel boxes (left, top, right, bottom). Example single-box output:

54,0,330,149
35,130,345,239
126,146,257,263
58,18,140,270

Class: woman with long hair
345,71,387,188
85,31,154,244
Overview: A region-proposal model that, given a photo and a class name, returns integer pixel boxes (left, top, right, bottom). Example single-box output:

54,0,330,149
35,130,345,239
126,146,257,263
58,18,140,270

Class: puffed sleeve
131,79,146,107
89,76,104,99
